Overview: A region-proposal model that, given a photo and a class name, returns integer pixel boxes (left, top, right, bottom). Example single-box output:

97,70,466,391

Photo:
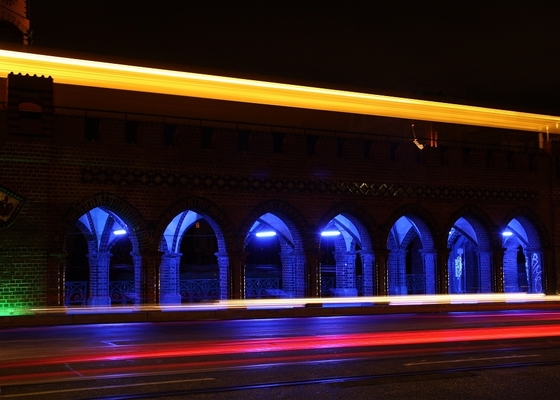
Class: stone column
88,251,111,306
160,252,182,305
229,252,247,299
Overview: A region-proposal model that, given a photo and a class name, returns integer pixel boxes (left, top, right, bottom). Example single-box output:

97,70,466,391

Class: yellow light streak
0,48,559,133
27,293,555,315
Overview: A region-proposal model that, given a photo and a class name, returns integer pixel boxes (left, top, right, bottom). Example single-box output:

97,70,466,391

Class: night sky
28,0,560,115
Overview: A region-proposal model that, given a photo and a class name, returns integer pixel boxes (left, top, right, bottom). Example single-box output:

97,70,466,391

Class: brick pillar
160,253,182,305
47,252,68,306
141,251,163,305
503,247,518,292
374,248,389,296
88,251,111,306
306,251,321,298
420,249,436,294
477,250,492,293
131,252,142,305
436,248,450,294
526,247,544,293
360,251,375,296
215,252,230,300
542,248,554,295
229,252,247,299
291,251,306,298
493,247,505,293
280,250,295,297
388,249,407,295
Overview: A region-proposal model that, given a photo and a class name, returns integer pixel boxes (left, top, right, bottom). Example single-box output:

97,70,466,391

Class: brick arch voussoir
155,196,236,253
55,192,148,253
383,203,440,250
239,199,309,251
445,204,498,249
317,202,378,251
502,206,549,248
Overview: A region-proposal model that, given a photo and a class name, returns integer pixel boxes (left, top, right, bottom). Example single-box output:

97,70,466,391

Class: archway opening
448,217,492,294
387,215,436,295
502,217,543,293
65,207,139,306
319,214,373,297
160,211,224,304
245,213,302,299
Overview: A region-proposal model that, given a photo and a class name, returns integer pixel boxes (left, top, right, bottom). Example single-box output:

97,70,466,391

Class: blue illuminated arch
240,200,308,299
157,197,233,304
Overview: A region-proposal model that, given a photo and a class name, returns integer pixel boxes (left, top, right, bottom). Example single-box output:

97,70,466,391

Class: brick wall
0,77,558,311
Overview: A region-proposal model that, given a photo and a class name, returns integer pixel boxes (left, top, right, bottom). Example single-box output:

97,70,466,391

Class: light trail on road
2,321,560,386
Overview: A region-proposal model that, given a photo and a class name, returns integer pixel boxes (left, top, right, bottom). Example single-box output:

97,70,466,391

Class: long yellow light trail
0,48,559,133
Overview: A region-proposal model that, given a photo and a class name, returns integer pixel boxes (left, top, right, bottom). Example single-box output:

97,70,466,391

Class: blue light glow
321,230,341,237
113,229,127,235
502,231,513,237
256,231,276,237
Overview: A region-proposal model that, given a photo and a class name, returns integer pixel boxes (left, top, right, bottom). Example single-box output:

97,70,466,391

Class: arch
316,203,377,297
56,192,149,251
501,207,548,293
384,204,440,295
240,200,309,299
156,196,235,304
316,202,379,250
446,205,496,294
57,193,148,307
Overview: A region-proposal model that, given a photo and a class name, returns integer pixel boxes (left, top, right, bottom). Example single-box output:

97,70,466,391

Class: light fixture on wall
502,231,513,237
321,230,341,237
256,231,276,237
113,229,127,235
411,123,425,150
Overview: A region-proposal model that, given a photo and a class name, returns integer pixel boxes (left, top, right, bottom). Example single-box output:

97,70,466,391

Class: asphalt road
2,311,560,399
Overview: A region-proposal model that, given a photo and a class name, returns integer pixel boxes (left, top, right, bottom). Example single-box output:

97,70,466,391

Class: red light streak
1,323,560,385
2,324,559,368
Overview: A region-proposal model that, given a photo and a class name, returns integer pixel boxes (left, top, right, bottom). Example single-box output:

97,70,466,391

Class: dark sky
28,0,560,115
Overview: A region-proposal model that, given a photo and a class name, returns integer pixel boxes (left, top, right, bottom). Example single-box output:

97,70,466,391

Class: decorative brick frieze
80,167,537,202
